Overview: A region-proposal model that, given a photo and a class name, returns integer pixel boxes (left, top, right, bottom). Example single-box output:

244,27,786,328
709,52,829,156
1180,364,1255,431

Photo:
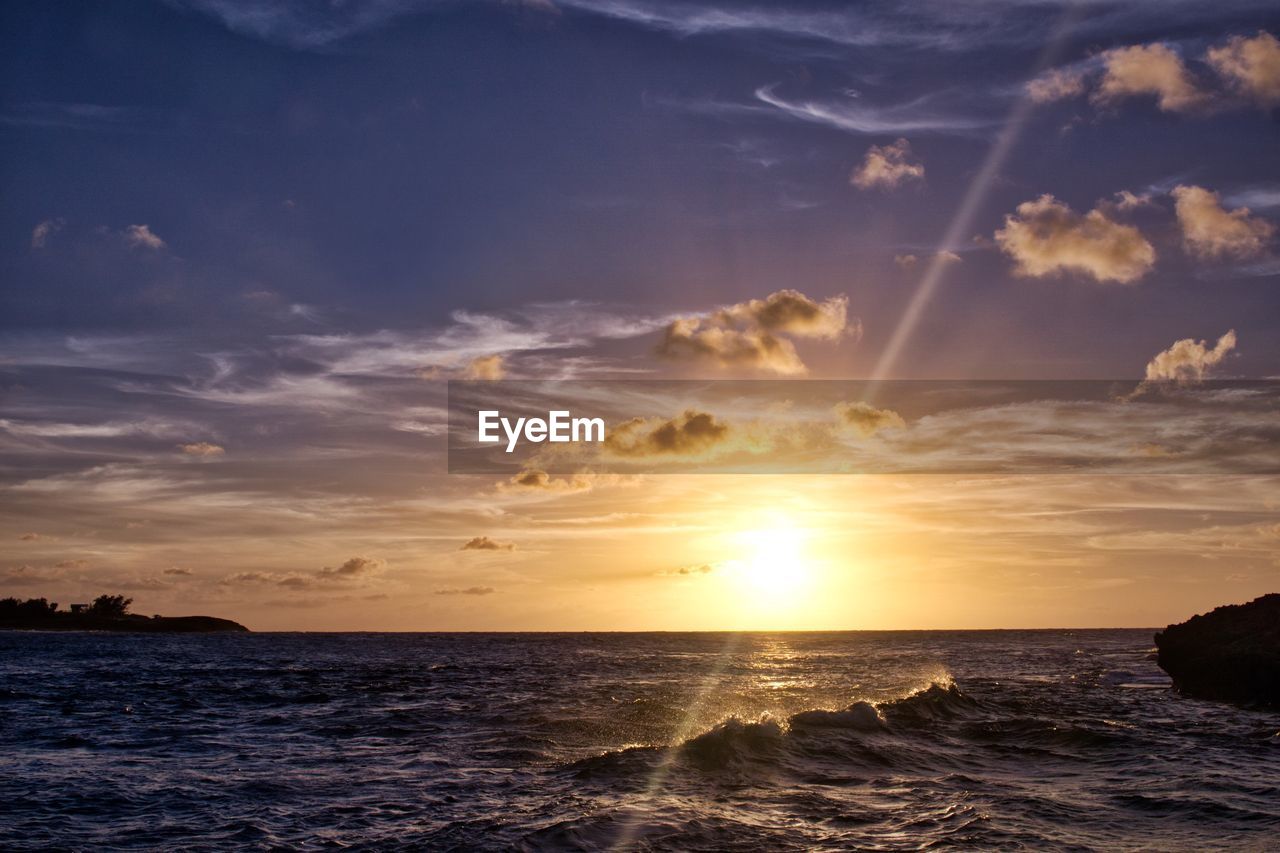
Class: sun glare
728,517,814,605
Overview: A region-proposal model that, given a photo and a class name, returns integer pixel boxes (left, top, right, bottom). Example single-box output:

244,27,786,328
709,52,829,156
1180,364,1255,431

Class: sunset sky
2,0,1278,630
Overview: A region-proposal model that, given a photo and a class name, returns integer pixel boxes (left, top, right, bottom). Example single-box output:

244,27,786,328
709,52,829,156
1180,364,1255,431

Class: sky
2,0,1279,630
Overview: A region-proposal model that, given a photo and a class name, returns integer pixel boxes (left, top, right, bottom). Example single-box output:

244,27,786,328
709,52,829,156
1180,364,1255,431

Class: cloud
605,410,731,457
124,224,166,251
1026,68,1086,103
179,442,225,457
30,218,64,250
1144,330,1238,384
994,195,1156,284
834,402,906,437
0,418,190,440
460,536,516,551
497,468,594,494
1172,184,1275,259
850,138,924,190
222,571,284,585
896,250,961,270
18,532,43,541
661,563,717,576
1206,31,1280,107
1093,43,1209,113
752,85,997,136
53,559,90,569
1112,190,1154,211
227,558,388,591
465,354,506,380
162,567,193,576
164,0,1279,58
434,586,496,596
316,556,386,581
656,289,853,375
0,565,55,587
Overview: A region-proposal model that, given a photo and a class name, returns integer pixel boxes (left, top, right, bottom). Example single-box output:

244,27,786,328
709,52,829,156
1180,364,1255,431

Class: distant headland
0,595,248,633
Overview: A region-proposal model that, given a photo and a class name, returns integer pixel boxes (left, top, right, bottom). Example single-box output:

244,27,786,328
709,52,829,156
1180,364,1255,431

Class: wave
571,681,976,777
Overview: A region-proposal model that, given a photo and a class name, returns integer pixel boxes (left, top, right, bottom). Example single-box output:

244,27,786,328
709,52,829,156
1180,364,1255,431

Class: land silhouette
0,595,248,633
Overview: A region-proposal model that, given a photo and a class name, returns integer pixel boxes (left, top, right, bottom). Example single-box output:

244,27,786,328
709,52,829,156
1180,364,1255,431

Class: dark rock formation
1155,594,1280,708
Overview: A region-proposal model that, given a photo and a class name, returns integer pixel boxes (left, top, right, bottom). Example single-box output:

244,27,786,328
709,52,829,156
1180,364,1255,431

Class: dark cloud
834,402,906,437
0,565,56,586
662,563,716,576
497,468,593,493
460,536,516,551
316,556,386,580
605,410,730,457
433,586,496,596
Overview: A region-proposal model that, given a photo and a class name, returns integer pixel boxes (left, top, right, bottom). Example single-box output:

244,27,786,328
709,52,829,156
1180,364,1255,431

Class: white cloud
754,85,995,136
124,224,166,251
30,218,64,250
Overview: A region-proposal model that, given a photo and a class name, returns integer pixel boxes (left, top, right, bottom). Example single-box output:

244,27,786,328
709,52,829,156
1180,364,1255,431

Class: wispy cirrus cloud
753,84,997,136
165,0,1280,57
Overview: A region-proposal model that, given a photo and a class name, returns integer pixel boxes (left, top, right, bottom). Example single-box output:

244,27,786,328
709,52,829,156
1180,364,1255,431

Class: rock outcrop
1155,594,1280,707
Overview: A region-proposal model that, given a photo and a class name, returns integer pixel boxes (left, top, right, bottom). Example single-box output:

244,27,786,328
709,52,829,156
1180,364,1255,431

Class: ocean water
1,631,1277,850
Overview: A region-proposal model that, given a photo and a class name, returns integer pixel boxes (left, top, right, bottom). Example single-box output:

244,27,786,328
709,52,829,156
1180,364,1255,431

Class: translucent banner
447,380,1280,475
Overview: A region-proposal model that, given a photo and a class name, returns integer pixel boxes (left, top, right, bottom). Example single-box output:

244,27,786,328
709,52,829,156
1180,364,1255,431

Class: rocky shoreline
1155,594,1279,708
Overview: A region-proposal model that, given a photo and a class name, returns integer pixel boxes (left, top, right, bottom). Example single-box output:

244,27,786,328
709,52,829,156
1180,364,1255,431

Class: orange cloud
179,442,225,457
657,289,853,375
1026,68,1086,102
994,195,1155,284
1172,185,1274,259
465,354,506,380
1144,329,1237,384
834,402,906,437
605,410,730,457
497,468,593,494
850,138,924,190
1206,31,1280,107
1094,44,1208,113
460,536,516,551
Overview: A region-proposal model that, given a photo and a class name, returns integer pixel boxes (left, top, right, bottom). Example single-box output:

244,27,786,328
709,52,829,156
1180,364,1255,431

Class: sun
728,516,814,602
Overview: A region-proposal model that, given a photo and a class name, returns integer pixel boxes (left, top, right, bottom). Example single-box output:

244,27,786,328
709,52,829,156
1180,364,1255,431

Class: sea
1,630,1277,850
